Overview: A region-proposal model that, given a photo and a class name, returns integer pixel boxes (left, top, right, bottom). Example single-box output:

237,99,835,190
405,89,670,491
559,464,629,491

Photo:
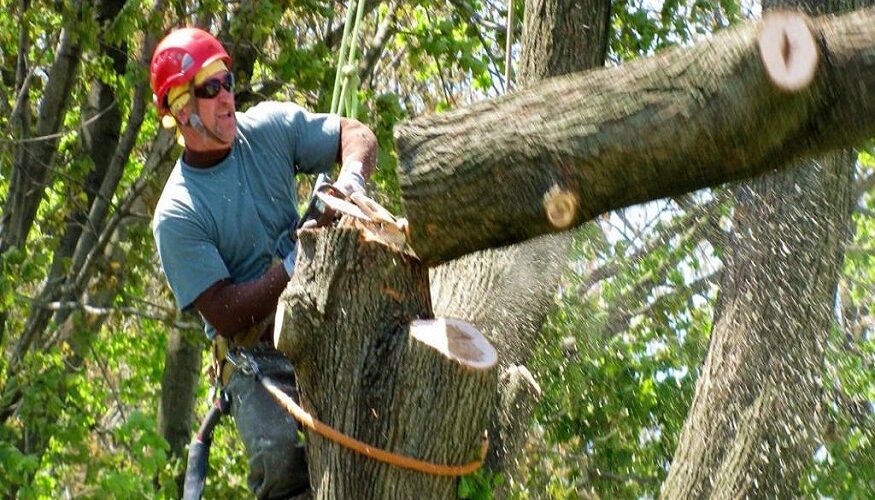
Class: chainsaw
296,173,408,247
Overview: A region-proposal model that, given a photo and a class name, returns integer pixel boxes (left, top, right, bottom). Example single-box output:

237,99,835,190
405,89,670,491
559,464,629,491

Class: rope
330,0,368,117
261,376,489,477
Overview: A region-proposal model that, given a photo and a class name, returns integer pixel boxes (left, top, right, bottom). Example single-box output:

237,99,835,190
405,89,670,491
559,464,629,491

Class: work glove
334,160,367,197
274,229,300,278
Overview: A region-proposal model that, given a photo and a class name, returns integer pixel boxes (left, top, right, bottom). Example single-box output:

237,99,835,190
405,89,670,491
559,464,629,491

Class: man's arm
336,118,378,192
193,264,290,339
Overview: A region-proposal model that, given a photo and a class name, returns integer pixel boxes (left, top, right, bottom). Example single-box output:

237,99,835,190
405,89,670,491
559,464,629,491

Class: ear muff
187,112,230,145
189,113,204,130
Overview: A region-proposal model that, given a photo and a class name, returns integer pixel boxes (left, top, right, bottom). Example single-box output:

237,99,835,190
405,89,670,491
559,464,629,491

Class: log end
410,318,498,370
758,11,818,92
543,186,579,229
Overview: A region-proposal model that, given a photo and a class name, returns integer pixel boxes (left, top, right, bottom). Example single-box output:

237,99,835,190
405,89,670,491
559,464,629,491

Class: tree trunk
158,330,203,466
430,0,612,482
661,151,854,498
518,0,610,79
1,10,82,252
395,7,875,266
275,227,497,497
661,4,859,496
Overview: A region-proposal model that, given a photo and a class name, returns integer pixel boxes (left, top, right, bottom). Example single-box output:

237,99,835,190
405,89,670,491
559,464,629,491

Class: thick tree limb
395,8,875,265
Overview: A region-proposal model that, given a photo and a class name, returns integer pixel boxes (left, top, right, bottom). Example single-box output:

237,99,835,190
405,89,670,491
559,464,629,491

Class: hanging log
274,226,498,498
395,8,875,265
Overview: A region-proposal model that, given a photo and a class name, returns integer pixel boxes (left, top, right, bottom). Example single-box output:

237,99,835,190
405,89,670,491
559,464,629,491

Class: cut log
274,227,498,498
395,8,875,265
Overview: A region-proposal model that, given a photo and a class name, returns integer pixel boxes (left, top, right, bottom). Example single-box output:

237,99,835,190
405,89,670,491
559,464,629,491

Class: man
149,27,377,498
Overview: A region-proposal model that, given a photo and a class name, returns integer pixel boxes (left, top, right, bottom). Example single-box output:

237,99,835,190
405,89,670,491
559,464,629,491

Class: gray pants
224,346,309,499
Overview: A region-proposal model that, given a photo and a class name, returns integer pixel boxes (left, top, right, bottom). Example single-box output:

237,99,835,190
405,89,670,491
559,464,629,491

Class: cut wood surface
274,227,497,498
395,8,875,265
409,318,498,370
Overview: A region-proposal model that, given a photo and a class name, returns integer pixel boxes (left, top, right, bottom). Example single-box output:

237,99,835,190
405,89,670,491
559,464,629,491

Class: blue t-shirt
152,102,340,334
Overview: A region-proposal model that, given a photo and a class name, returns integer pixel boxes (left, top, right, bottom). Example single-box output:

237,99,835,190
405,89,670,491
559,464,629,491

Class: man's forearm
338,117,378,180
194,263,290,339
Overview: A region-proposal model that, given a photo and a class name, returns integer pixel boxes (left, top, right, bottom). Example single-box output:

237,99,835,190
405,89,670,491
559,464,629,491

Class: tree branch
578,194,726,297
359,1,399,87
600,271,717,340
23,296,201,331
396,8,875,265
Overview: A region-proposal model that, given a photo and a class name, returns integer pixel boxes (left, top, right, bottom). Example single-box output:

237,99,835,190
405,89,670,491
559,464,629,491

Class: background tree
430,0,611,489
661,0,869,494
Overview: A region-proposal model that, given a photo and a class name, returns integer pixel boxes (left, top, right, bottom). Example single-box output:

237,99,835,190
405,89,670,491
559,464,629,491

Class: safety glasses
194,73,235,99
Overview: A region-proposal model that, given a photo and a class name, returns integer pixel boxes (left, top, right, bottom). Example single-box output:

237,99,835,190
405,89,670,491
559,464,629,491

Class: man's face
180,70,237,149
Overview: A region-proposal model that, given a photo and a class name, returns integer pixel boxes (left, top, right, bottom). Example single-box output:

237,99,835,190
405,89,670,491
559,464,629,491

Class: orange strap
261,376,488,477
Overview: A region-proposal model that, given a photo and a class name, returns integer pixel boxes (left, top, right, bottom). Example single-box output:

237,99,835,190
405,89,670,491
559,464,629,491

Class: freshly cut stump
409,318,498,370
274,227,499,498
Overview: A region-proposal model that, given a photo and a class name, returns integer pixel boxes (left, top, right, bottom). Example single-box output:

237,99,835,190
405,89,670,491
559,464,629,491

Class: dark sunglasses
193,73,235,99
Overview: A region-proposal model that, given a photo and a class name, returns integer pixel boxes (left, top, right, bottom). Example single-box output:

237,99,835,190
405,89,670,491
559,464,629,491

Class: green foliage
610,0,742,61
524,207,716,497
2,0,873,498
459,469,505,499
366,91,407,214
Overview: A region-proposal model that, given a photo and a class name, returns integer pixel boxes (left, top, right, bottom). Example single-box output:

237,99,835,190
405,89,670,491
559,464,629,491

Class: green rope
330,0,368,117
330,2,357,114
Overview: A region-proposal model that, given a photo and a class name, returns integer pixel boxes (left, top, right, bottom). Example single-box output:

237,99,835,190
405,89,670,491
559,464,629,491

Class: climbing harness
183,321,269,500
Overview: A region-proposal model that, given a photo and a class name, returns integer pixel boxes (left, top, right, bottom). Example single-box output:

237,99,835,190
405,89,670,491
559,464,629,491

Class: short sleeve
153,211,230,311
242,102,341,176
284,105,340,175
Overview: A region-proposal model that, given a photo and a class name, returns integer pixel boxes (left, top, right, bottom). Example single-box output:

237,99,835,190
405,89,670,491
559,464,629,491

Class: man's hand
334,160,367,197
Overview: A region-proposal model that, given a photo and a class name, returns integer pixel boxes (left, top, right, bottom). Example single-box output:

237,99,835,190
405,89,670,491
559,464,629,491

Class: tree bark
518,0,610,79
275,227,497,497
395,7,875,266
429,0,611,482
661,151,854,498
661,4,859,495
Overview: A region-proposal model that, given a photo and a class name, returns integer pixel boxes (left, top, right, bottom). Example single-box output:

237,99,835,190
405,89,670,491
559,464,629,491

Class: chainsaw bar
315,190,371,221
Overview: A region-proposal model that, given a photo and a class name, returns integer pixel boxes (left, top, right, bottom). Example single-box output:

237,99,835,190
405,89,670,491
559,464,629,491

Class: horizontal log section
395,9,875,265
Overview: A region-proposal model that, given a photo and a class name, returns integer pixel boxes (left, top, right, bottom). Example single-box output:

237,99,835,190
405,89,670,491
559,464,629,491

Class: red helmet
150,27,231,114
